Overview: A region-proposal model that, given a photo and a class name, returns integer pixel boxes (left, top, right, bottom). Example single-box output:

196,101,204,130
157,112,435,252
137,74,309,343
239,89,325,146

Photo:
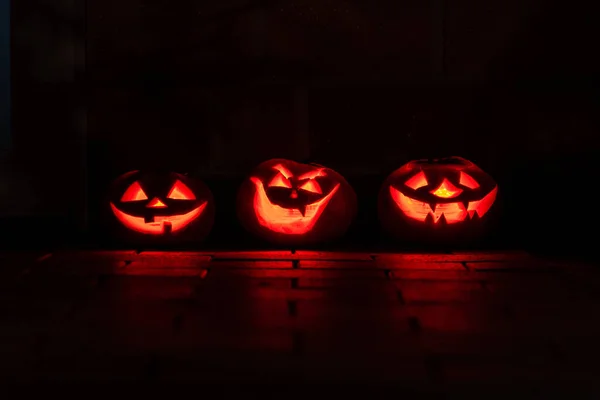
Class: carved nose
290,190,298,199
146,197,167,208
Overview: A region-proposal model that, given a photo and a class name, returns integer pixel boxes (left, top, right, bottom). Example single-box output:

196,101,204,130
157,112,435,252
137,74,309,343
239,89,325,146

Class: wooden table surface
0,250,598,391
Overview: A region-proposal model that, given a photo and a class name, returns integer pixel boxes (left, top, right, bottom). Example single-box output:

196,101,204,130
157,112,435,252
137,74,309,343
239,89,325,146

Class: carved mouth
251,177,340,235
110,202,207,235
389,186,498,224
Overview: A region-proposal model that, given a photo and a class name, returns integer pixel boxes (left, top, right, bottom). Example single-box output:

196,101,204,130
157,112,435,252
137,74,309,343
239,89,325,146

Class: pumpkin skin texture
237,159,357,246
378,157,498,243
108,170,215,244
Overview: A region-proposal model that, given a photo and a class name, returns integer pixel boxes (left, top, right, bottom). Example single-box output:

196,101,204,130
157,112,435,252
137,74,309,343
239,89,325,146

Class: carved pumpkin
237,159,357,246
378,157,498,242
109,170,215,243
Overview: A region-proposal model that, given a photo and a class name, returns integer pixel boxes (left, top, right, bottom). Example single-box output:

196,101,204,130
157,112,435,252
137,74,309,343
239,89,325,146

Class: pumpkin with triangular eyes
108,170,215,243
378,157,499,242
237,159,357,246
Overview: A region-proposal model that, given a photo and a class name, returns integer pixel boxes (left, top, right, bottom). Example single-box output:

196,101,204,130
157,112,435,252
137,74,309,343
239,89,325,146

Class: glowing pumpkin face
237,159,357,246
378,157,498,242
109,170,215,242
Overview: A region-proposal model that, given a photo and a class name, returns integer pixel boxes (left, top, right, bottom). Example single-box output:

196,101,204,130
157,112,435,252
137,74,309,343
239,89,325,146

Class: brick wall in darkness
6,0,599,250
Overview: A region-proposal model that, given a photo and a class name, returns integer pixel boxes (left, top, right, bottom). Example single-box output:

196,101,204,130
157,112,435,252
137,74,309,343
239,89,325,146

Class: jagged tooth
297,205,307,217
437,213,447,226
425,212,436,225
163,221,173,235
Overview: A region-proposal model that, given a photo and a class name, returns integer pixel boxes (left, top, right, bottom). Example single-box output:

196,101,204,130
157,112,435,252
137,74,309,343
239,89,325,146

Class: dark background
2,0,599,253
0,0,7,158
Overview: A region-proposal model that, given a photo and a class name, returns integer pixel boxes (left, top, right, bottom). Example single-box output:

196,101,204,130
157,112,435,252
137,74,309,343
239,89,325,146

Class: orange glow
433,202,468,224
430,179,463,198
298,169,326,180
299,179,322,194
269,173,292,189
272,164,293,179
167,180,196,200
390,186,432,222
390,186,497,224
459,172,480,189
110,202,207,235
250,177,339,235
467,186,498,219
121,181,148,202
404,171,428,190
390,186,466,224
146,197,167,208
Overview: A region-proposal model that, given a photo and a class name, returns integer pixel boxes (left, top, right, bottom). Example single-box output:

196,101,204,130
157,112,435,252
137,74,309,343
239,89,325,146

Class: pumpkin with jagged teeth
237,159,357,246
378,157,499,242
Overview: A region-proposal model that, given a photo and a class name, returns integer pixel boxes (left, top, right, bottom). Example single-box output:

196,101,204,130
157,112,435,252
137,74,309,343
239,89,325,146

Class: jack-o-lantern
378,157,498,242
237,159,357,246
108,170,215,243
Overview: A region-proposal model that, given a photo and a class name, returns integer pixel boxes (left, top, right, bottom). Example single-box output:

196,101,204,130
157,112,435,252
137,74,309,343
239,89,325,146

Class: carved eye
121,181,148,202
269,173,292,189
167,180,196,200
459,172,480,189
272,164,293,179
405,171,428,190
299,179,322,194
